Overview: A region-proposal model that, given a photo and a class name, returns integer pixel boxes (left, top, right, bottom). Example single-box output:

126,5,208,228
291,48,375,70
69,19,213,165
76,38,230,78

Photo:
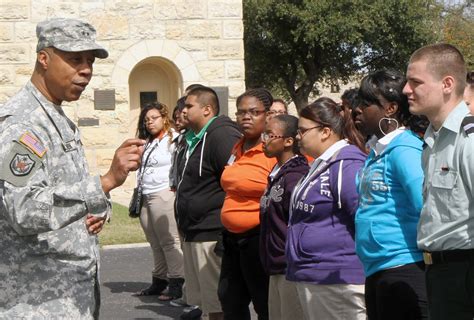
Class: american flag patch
19,132,46,158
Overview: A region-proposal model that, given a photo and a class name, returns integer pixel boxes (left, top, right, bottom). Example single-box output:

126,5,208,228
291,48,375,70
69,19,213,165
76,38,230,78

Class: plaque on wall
78,118,99,127
140,92,158,108
94,89,116,110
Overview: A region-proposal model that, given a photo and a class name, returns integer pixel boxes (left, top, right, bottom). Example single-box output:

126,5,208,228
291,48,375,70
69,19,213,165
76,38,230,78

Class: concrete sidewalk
100,244,258,319
100,244,183,319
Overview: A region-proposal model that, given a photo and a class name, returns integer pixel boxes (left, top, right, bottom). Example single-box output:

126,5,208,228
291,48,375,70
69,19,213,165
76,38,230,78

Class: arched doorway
128,57,182,137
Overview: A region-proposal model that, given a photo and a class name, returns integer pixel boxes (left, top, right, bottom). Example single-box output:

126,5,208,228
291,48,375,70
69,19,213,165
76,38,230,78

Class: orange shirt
305,155,315,164
220,139,277,233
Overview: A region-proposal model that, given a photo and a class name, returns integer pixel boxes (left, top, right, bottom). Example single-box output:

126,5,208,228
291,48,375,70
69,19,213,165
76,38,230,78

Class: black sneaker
180,306,203,320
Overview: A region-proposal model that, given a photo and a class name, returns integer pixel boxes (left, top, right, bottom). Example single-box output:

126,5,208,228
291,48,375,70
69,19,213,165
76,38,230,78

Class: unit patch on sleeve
10,153,36,176
0,141,42,187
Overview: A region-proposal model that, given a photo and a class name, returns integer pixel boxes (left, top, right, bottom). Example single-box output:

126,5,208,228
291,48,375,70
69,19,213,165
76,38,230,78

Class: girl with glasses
260,114,308,320
219,88,276,320
286,97,367,320
133,102,185,302
266,98,289,120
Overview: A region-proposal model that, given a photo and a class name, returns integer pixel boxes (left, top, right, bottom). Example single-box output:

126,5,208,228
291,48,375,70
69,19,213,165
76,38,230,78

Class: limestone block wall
0,0,245,192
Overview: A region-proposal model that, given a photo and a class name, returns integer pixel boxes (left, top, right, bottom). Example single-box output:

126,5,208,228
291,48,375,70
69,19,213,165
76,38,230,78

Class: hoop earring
378,117,399,136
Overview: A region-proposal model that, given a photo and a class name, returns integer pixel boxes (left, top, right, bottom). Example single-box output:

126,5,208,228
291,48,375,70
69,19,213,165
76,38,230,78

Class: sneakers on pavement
179,306,203,320
169,298,189,308
182,305,200,313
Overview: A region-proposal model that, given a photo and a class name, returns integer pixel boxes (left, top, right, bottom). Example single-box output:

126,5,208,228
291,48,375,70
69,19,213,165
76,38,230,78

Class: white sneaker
182,305,200,313
180,306,203,320
170,298,189,308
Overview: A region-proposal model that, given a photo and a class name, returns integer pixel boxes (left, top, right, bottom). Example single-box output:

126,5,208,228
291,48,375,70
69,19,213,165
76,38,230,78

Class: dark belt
423,249,474,265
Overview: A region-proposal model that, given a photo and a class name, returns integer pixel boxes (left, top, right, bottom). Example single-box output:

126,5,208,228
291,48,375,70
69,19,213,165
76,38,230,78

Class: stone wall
0,0,245,195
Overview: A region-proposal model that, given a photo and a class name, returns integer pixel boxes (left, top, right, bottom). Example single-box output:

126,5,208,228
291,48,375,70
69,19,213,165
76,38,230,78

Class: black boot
168,277,184,299
134,277,168,296
158,277,184,301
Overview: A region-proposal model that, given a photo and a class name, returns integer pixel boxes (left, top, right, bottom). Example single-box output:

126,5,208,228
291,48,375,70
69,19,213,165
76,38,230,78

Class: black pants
426,261,474,320
218,230,269,320
365,261,428,320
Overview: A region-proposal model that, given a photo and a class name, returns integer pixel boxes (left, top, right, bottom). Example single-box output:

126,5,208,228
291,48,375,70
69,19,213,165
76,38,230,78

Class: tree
441,2,474,70
244,0,442,110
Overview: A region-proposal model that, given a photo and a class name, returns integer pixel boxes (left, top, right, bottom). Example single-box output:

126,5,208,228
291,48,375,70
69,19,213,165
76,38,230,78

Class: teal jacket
355,130,424,277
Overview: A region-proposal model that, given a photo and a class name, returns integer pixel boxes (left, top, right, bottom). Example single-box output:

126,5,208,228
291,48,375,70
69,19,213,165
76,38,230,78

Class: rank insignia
462,116,474,135
10,153,36,176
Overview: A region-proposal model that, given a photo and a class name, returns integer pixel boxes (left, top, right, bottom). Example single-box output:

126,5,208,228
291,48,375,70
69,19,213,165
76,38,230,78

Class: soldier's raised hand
100,138,145,193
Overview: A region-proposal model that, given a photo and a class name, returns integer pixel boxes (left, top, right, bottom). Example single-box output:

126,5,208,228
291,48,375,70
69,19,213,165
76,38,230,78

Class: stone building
0,0,245,194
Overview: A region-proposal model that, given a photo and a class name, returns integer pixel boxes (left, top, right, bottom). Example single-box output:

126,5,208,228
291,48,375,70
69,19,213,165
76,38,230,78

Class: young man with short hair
176,86,241,320
404,43,473,320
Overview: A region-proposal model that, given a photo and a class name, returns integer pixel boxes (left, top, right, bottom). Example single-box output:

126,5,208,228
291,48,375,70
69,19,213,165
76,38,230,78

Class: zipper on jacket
175,138,204,242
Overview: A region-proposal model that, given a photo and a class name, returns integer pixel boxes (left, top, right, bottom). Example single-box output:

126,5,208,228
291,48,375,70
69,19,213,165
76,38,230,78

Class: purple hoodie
286,144,366,285
259,155,309,275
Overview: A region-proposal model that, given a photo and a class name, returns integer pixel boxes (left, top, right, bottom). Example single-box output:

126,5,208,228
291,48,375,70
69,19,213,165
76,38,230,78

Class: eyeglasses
235,109,266,118
261,132,287,142
266,110,288,116
297,125,322,137
144,115,162,124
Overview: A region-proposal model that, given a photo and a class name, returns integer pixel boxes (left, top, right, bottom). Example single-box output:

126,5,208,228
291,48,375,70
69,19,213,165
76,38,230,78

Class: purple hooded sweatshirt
259,154,309,275
286,142,366,285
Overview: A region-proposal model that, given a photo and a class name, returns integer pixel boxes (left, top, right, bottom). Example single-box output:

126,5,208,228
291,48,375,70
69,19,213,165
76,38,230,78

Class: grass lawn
98,202,147,246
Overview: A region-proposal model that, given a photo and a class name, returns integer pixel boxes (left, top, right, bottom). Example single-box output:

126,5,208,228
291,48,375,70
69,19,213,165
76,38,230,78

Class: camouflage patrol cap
36,18,108,59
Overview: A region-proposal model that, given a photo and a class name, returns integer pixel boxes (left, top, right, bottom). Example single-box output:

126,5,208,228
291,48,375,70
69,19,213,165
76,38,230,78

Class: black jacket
176,115,241,242
169,132,187,190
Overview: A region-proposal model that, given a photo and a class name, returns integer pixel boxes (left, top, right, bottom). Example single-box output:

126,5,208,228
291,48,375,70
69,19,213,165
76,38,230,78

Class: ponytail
299,97,366,153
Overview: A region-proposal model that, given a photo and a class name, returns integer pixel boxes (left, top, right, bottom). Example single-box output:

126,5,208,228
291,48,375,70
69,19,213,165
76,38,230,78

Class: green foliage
244,0,441,109
441,3,474,70
98,202,146,247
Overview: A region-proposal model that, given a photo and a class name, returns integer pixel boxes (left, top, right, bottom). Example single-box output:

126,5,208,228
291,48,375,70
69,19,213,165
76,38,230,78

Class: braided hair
236,88,273,110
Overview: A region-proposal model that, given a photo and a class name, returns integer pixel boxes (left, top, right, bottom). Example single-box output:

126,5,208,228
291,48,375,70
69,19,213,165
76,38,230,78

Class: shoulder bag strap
137,141,159,189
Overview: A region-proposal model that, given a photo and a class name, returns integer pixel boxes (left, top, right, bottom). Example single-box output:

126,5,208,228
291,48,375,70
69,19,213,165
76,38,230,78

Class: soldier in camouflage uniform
0,18,144,319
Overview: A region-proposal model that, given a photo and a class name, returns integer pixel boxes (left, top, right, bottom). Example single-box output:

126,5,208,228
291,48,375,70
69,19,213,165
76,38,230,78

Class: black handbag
128,142,158,218
128,187,142,218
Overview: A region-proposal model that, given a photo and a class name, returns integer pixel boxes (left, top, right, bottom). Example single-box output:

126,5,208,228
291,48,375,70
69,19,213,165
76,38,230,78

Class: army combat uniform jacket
0,82,110,319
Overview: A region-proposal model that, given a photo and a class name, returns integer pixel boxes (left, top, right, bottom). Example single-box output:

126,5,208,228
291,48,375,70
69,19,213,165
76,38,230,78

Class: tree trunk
282,67,316,112
293,94,309,112
291,81,314,112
